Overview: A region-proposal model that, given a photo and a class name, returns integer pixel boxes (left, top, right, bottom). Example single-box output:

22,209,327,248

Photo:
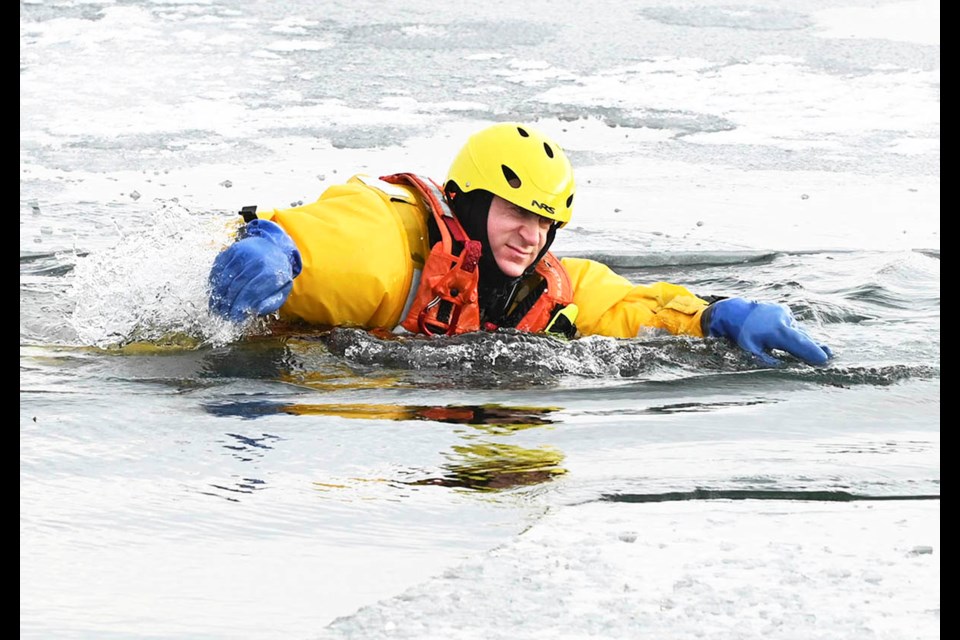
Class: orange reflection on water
279,402,558,429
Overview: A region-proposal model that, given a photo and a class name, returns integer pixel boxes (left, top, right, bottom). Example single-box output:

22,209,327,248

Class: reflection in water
204,400,568,492
287,402,567,492
222,432,281,462
204,400,557,427
93,334,205,353
203,433,279,500
201,477,268,502
282,402,555,428
413,442,566,492
280,368,410,392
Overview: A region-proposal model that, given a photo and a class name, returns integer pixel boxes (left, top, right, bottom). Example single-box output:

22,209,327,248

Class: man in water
209,122,831,365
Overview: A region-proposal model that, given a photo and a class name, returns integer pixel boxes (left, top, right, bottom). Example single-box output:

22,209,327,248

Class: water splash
66,201,244,348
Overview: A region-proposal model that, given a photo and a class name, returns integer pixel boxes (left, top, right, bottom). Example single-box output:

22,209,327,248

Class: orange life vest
381,173,575,337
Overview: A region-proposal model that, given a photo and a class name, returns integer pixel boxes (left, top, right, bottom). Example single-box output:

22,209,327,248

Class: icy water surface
21,0,938,638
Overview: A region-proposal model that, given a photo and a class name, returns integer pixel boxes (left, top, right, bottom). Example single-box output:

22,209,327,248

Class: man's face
487,195,552,277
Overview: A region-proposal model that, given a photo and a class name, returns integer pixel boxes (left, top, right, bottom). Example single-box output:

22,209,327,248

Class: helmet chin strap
527,222,558,275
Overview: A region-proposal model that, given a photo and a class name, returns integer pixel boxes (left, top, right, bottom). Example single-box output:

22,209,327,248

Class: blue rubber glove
208,219,302,323
702,298,832,366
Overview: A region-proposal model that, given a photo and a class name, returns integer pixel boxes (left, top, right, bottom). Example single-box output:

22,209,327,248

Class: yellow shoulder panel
263,177,429,328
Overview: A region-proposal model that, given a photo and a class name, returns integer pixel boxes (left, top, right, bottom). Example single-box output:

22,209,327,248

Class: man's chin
495,260,528,278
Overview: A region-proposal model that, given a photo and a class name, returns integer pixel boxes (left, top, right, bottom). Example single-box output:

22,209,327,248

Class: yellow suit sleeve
258,179,420,328
561,257,708,338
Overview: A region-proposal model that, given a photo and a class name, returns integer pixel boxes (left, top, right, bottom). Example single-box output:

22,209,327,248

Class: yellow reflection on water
281,370,409,391
287,402,567,493
424,442,566,492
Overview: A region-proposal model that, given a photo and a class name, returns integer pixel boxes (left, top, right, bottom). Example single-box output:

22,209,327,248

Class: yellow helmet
445,122,575,226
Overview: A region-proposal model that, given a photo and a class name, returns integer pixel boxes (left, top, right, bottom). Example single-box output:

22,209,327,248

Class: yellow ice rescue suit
254,174,709,339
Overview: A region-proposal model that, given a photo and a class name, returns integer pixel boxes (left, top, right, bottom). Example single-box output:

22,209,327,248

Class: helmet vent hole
566,193,574,208
516,127,530,137
501,165,522,189
543,143,554,158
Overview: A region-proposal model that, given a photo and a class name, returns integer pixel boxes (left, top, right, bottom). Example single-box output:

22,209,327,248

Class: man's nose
518,216,540,244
